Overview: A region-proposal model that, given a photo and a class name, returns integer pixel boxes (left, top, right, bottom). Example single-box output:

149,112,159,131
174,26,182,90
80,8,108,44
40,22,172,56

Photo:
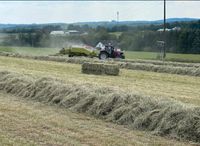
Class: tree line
0,20,200,54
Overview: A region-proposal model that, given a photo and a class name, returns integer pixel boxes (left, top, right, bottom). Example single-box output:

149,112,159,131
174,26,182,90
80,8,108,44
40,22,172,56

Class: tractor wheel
68,54,73,57
99,52,108,60
120,54,125,59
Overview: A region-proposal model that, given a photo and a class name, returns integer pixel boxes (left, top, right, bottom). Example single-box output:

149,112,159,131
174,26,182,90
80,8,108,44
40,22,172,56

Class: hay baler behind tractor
60,46,97,57
59,42,125,59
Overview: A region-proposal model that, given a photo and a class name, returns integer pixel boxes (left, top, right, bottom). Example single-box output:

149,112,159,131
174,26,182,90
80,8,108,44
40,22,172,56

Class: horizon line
0,17,199,25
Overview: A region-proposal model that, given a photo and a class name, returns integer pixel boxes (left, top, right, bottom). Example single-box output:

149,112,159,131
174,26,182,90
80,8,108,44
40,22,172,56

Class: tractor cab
97,42,125,60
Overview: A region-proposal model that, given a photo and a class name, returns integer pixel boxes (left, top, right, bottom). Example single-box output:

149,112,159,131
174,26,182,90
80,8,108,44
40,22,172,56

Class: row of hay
0,52,200,77
82,62,119,76
119,63,200,77
2,51,200,68
119,59,200,68
0,70,200,143
0,52,92,64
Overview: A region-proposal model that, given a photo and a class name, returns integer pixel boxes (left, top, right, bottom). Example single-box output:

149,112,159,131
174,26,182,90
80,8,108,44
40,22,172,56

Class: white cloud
167,1,200,19
0,1,199,24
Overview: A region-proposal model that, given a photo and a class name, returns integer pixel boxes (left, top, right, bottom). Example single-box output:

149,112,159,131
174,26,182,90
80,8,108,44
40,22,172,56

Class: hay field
0,56,200,145
125,51,200,63
0,92,193,146
1,46,200,62
0,52,200,77
0,56,199,105
0,46,59,56
0,70,200,142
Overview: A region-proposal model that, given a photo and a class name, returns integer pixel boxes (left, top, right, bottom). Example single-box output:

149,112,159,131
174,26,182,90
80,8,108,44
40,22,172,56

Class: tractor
98,43,125,60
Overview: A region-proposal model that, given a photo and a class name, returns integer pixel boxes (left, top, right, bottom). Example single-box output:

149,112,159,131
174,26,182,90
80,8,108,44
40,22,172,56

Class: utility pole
163,0,166,59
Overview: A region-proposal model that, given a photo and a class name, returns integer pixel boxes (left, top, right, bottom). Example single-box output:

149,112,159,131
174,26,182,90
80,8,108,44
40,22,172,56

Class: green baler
59,46,97,57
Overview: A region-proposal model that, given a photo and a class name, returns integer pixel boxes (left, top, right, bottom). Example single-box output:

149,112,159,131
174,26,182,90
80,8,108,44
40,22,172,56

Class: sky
0,1,199,24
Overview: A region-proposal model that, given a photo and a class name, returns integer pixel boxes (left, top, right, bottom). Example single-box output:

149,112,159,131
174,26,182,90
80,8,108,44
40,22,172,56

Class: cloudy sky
0,1,199,24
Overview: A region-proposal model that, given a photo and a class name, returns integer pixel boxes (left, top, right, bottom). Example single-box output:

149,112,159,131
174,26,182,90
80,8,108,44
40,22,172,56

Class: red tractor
98,43,125,60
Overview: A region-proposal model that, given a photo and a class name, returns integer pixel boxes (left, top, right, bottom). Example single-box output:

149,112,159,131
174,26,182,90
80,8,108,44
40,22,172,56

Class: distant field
109,32,122,38
0,46,59,56
0,46,200,62
125,51,200,62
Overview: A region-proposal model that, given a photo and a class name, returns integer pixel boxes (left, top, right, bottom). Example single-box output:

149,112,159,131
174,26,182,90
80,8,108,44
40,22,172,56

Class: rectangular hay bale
82,62,119,76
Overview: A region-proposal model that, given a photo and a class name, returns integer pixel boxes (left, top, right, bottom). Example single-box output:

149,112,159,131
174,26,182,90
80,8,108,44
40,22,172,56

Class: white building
157,27,181,32
50,31,65,35
50,30,86,36
65,30,81,35
157,28,171,32
172,27,181,31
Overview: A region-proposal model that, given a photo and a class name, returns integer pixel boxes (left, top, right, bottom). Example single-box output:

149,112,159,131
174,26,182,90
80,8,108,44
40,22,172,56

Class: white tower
117,11,119,22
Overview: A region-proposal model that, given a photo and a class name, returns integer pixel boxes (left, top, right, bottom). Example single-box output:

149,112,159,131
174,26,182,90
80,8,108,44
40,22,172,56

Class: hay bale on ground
82,62,119,76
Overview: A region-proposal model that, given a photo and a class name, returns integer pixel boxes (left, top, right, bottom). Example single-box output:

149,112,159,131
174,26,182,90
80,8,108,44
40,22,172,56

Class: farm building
157,28,171,32
65,30,81,35
50,31,65,35
157,27,181,32
172,27,181,31
50,30,82,36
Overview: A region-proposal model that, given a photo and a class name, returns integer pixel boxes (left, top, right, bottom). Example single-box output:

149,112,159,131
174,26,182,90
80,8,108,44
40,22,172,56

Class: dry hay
0,51,200,77
119,59,200,68
119,63,200,76
82,62,119,76
0,70,200,143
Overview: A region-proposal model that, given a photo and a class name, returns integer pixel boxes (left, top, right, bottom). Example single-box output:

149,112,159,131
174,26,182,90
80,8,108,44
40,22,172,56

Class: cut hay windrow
119,63,200,76
0,52,200,77
2,51,199,68
119,59,200,68
82,62,119,76
0,70,200,143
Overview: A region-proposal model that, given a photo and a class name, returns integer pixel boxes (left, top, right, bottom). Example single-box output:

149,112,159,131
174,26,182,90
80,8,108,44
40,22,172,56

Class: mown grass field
0,92,194,146
0,56,199,106
125,51,200,62
0,49,200,145
0,46,59,56
1,46,200,62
